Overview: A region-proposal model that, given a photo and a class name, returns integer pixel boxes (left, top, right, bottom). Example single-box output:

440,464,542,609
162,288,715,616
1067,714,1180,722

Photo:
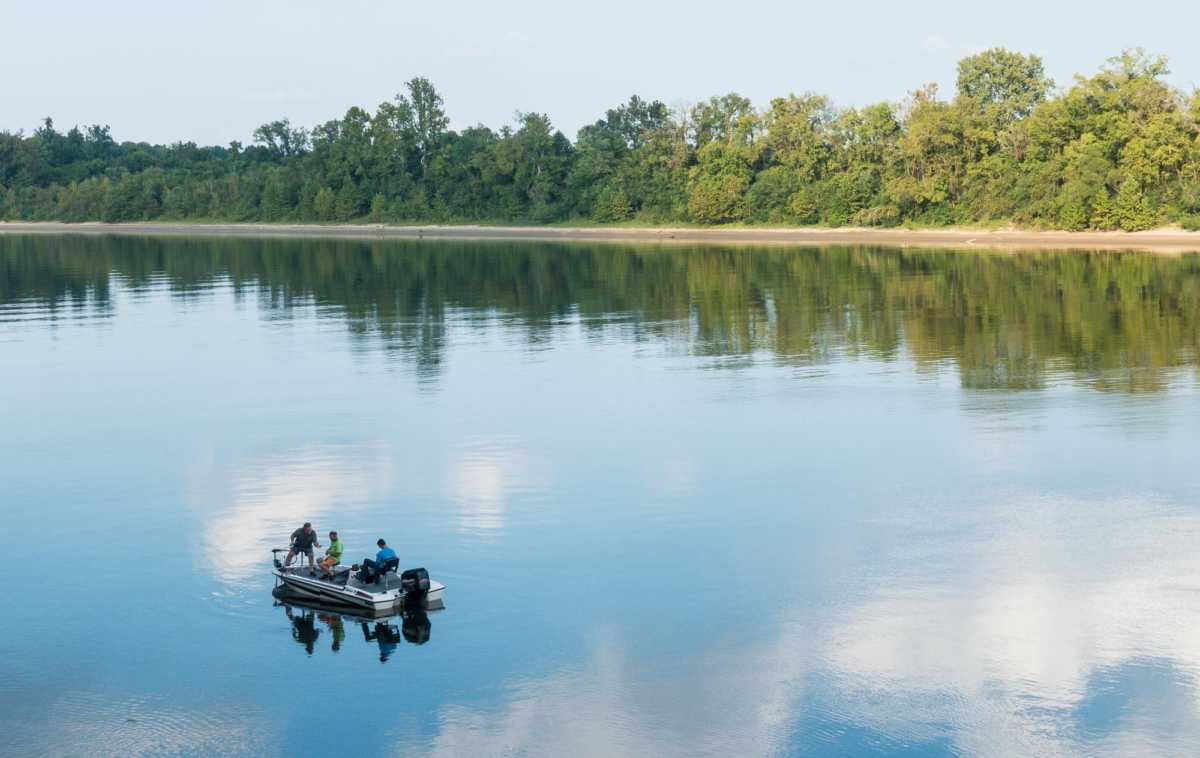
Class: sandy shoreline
2,221,1200,253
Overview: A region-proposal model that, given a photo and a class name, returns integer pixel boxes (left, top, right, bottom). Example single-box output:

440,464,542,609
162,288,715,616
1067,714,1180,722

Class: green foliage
687,139,753,224
762,94,832,180
592,184,633,222
568,95,668,218
788,185,821,224
335,177,365,221
3,52,1200,230
313,187,335,221
1092,179,1158,231
369,193,386,222
851,205,901,227
688,173,749,224
260,171,292,221
956,48,1052,125
746,167,801,222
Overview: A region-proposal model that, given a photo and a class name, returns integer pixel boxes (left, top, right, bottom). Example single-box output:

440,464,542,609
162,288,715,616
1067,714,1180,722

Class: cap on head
329,530,337,537
376,538,386,547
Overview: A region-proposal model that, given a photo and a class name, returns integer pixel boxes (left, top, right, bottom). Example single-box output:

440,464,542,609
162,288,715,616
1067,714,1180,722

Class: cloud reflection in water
446,435,547,536
400,493,1200,757
195,445,393,583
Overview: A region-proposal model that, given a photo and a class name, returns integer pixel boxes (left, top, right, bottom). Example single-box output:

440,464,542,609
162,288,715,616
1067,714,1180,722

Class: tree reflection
3,234,1198,392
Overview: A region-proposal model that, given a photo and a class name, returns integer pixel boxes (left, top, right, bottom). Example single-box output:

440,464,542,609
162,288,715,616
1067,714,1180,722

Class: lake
3,234,1200,757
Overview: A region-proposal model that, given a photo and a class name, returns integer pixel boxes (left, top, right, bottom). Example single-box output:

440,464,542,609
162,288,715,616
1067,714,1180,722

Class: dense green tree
689,94,756,148
334,174,365,220
568,95,669,218
688,141,753,223
746,167,801,222
252,119,309,160
4,50,1200,229
956,48,1052,125
313,187,335,221
405,77,449,177
761,94,833,180
259,170,293,220
592,185,633,222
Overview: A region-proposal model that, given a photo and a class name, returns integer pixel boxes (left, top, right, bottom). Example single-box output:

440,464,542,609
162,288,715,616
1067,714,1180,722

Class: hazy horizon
8,0,1200,146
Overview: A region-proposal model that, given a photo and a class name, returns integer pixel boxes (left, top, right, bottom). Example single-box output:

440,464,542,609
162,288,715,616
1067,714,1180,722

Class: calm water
3,235,1200,757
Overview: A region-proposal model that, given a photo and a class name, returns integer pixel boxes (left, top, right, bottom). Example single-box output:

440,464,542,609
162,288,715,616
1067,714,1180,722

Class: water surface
3,235,1200,756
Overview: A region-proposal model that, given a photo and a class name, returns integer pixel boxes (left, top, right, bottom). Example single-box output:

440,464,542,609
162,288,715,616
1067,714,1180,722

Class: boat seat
369,556,403,585
377,557,400,584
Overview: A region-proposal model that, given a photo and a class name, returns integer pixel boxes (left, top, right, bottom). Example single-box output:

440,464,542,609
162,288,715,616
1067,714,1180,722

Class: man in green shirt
318,530,344,579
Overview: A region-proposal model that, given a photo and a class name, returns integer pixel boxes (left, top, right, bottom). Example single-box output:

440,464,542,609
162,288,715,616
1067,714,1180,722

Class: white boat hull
274,567,445,611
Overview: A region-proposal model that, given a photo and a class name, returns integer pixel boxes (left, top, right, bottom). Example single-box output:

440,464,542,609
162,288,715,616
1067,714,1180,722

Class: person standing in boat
284,522,321,572
317,530,343,579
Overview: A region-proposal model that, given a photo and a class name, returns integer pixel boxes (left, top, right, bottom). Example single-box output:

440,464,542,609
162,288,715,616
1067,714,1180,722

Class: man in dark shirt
284,522,321,572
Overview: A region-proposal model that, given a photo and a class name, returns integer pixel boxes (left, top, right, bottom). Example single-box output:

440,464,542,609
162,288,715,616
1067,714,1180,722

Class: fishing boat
271,549,445,612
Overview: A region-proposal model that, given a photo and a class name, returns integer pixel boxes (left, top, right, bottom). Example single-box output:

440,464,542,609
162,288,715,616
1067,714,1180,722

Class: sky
5,0,1200,146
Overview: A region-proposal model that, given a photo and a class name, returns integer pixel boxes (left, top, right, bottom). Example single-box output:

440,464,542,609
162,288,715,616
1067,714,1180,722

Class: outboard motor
400,567,431,602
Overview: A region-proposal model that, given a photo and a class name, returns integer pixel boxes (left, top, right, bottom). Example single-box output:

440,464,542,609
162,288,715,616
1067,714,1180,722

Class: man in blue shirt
359,538,398,583
375,539,397,565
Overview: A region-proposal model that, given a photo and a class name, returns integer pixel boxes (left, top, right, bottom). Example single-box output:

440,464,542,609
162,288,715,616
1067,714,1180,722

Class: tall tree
252,119,309,160
956,48,1052,125
406,77,448,176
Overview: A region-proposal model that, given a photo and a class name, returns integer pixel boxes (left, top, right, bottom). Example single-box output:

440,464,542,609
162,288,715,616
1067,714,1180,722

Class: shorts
291,546,314,556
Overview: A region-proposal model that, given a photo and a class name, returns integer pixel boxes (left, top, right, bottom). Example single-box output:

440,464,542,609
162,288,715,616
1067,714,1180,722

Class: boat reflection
361,615,430,661
274,588,432,662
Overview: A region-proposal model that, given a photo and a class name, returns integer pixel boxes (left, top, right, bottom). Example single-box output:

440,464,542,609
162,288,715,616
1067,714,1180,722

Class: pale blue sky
5,0,1200,145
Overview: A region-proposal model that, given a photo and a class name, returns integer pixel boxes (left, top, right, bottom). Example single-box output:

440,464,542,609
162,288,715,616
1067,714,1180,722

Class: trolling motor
271,548,286,570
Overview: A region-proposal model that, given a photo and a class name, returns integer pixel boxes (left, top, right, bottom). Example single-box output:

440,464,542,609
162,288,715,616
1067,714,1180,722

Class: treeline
5,235,1200,392
4,49,1200,230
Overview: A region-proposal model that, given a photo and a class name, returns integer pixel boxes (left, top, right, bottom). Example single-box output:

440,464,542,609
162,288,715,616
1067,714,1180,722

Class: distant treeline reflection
3,235,1199,391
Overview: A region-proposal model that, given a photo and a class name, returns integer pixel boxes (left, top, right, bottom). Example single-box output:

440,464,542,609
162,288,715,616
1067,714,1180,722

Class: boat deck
279,565,407,594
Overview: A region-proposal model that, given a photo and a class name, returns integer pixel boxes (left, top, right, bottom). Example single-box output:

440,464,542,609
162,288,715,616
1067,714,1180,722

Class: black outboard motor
400,567,431,602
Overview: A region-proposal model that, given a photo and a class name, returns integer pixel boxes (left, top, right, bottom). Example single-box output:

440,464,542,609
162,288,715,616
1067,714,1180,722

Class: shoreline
2,221,1200,253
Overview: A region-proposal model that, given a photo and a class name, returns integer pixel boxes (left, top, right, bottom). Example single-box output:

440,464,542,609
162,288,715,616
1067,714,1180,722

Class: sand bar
3,221,1200,253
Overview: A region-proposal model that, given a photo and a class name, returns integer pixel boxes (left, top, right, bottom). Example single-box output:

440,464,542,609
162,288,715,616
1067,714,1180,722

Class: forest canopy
4,48,1200,231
